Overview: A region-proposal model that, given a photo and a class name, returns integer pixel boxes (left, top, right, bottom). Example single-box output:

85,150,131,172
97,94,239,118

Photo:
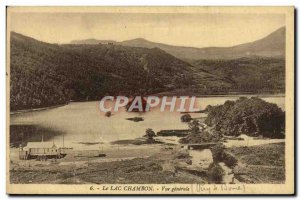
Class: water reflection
10,124,63,147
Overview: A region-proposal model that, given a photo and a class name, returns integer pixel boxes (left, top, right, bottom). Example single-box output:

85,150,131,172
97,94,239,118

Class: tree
145,128,156,140
105,111,112,117
181,114,192,122
210,144,225,162
179,130,221,144
188,119,203,134
207,163,224,183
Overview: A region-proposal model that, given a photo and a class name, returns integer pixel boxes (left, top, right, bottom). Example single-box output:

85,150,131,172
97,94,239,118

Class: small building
19,142,67,160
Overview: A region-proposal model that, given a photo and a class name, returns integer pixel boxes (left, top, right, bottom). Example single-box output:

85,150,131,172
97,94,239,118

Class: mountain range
10,27,285,110
71,27,285,60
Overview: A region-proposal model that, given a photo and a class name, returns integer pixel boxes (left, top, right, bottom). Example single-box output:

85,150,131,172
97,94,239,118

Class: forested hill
10,32,231,110
189,57,285,94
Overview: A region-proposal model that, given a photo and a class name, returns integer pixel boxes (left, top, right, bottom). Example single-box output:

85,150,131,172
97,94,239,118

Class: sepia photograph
6,6,294,195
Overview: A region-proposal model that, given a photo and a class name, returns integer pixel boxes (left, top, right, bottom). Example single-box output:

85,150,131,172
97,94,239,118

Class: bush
222,152,238,167
181,114,192,122
144,128,156,140
188,119,201,134
105,111,112,117
210,144,225,162
207,162,224,183
179,130,221,144
210,144,238,167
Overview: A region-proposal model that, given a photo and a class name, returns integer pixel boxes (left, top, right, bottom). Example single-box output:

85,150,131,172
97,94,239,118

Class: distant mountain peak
70,39,117,45
128,38,148,41
270,26,285,35
121,26,286,60
68,26,285,60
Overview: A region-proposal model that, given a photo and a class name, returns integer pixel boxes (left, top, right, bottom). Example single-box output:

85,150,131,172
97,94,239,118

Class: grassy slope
226,142,285,183
10,147,206,184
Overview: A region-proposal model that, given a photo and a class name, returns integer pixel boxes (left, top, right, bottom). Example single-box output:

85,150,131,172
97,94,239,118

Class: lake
10,96,285,148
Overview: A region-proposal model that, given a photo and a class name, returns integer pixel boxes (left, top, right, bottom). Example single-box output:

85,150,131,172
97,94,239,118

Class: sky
9,12,285,48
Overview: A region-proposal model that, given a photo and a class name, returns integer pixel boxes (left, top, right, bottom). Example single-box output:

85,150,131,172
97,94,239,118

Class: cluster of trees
190,57,285,94
179,129,221,144
179,118,221,144
180,97,285,144
10,32,197,110
205,97,285,138
10,64,72,110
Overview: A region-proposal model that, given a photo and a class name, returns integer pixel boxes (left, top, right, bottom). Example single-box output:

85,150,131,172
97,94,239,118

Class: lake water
10,96,285,148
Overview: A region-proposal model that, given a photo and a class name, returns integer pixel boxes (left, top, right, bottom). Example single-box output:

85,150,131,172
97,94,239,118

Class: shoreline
9,140,286,184
10,103,68,115
10,93,285,115
152,93,285,98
